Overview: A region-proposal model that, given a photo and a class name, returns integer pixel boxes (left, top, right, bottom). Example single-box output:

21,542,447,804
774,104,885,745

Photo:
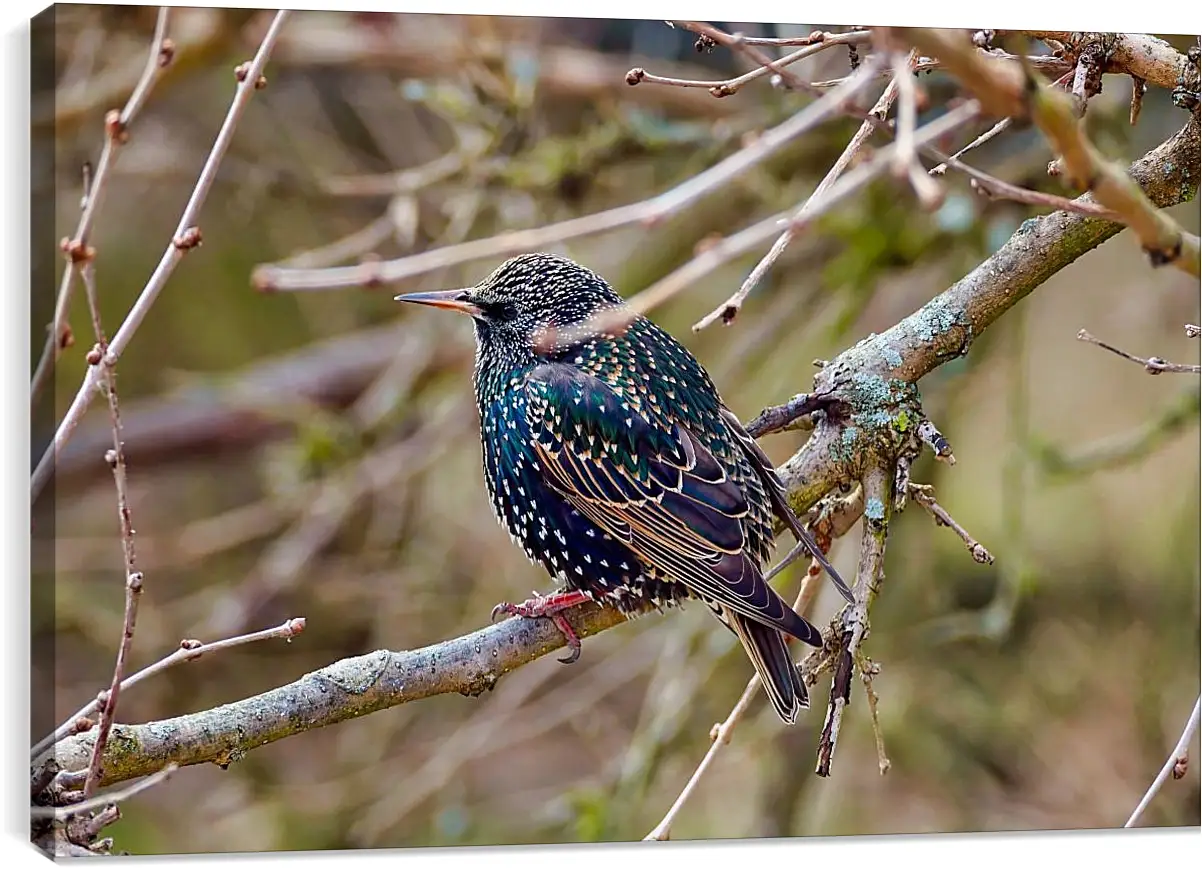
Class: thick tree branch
37,606,627,790
1019,32,1190,91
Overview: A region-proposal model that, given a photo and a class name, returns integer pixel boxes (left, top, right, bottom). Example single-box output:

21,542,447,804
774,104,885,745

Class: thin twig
643,678,758,841
31,7,173,407
31,618,306,760
1125,696,1201,827
32,764,179,821
688,68,901,332
31,9,290,506
80,551,142,799
693,100,980,330
946,155,1118,218
857,653,891,774
929,118,1012,175
273,212,397,270
907,483,995,564
251,59,882,294
736,29,871,48
890,50,945,209
817,463,892,777
1077,329,1202,374
78,243,144,797
628,30,871,97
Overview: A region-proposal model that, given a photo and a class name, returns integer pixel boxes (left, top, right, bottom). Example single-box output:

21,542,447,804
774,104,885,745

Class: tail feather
726,609,808,724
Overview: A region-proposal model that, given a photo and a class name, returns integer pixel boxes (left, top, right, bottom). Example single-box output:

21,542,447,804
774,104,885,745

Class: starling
396,253,853,723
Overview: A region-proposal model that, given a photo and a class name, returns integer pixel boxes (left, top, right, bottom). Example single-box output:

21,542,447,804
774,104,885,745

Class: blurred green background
32,7,1200,853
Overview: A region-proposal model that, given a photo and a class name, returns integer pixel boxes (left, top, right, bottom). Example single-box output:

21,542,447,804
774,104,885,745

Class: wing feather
718,406,856,605
525,363,818,641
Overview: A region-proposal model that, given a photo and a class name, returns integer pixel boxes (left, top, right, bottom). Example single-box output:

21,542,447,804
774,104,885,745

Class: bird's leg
490,589,593,664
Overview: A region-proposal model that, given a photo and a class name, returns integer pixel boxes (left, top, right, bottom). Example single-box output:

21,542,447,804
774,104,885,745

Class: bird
395,253,854,723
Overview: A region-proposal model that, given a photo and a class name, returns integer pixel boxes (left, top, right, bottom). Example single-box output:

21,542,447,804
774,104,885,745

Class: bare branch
1077,329,1202,374
627,30,871,97
692,100,980,330
890,50,945,209
31,10,290,506
82,569,143,798
36,607,625,791
1021,31,1190,91
1125,696,1201,827
251,59,883,294
31,618,306,760
944,156,1118,219
32,764,178,821
903,28,1200,277
77,246,146,797
908,483,994,564
31,8,173,407
817,463,892,776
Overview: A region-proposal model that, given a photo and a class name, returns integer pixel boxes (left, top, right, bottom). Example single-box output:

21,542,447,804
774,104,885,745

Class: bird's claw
488,591,589,664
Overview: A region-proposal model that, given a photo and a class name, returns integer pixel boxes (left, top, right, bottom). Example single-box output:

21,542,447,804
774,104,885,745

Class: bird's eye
481,300,518,321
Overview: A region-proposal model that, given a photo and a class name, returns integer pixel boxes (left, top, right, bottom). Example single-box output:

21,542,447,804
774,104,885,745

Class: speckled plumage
397,253,846,723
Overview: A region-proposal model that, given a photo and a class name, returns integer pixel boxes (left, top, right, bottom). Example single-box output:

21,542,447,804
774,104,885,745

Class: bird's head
395,253,628,359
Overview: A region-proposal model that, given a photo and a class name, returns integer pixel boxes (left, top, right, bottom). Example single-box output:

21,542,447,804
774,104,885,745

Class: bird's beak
393,289,482,317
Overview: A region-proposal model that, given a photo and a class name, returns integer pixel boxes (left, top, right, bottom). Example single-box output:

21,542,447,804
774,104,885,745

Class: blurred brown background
32,7,1200,853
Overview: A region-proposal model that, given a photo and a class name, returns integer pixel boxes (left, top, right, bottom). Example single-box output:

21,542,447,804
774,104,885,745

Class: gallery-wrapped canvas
28,4,1201,860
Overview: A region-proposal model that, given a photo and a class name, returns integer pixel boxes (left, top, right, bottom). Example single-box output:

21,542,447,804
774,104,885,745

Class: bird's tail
725,608,808,724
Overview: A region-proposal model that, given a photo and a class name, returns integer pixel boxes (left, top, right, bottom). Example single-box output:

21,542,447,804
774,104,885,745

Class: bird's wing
718,406,856,605
524,362,816,639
